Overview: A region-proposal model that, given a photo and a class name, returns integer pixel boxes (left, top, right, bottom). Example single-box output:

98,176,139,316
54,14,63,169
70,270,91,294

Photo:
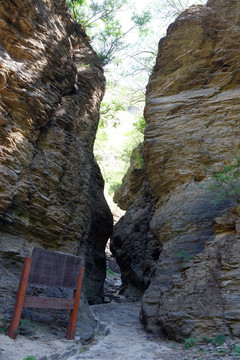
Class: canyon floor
68,299,240,360
1,262,240,360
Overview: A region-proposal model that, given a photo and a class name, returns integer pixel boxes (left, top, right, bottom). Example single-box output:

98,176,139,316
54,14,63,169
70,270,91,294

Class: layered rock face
0,0,112,327
155,206,240,341
112,0,240,340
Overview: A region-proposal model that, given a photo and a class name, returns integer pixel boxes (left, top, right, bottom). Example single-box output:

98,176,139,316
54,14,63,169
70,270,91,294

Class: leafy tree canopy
67,0,151,66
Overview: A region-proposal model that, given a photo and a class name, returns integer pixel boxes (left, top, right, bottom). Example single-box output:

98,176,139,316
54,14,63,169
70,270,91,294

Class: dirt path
67,300,175,360
1,298,239,360
67,299,240,360
1,258,239,360
66,254,239,360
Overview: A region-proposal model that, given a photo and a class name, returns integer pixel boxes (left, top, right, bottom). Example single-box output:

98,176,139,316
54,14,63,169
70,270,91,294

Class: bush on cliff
203,157,240,204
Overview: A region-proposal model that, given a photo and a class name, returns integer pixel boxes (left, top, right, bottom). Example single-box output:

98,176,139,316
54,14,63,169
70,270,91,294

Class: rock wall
112,0,240,340
154,206,240,341
111,145,160,298
0,0,112,332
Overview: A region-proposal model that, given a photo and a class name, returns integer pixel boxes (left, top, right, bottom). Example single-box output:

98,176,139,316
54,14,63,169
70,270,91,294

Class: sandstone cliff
0,0,112,333
112,0,240,340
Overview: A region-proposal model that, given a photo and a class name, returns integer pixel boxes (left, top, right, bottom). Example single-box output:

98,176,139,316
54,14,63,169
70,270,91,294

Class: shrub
201,157,240,204
184,337,198,349
201,334,226,346
174,251,194,267
233,345,240,355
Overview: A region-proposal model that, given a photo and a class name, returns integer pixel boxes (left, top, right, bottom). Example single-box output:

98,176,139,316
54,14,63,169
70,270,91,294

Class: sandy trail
1,299,239,360
67,300,176,360
1,265,239,360
0,300,174,360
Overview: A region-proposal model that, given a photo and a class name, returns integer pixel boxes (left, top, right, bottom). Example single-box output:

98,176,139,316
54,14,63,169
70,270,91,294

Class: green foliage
134,154,144,169
213,335,226,346
67,0,130,65
0,327,7,334
94,81,144,197
66,0,156,66
184,337,198,349
133,116,146,134
23,357,36,360
201,334,226,346
153,0,206,20
85,0,207,198
233,345,240,355
120,148,133,164
132,148,144,169
94,330,102,336
109,181,121,194
17,319,34,333
100,99,127,128
131,10,152,37
202,157,240,204
0,318,8,334
95,17,124,66
174,251,194,267
106,267,115,276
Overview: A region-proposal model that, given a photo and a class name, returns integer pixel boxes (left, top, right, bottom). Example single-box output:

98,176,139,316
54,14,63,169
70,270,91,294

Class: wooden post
66,266,84,340
7,257,32,339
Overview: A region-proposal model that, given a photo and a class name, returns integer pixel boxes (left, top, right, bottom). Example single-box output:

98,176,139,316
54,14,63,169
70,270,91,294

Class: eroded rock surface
0,0,112,332
112,0,240,340
155,206,240,341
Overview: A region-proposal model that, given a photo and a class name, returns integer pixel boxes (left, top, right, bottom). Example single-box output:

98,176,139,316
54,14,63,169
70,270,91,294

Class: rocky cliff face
0,0,112,331
112,0,240,340
154,206,240,341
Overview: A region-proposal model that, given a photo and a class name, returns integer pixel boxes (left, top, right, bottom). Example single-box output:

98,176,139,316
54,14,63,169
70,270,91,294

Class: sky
94,0,208,207
118,0,207,39
108,0,207,87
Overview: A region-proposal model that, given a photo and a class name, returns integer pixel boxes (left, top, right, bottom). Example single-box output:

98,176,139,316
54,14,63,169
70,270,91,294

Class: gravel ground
66,297,240,360
1,259,240,360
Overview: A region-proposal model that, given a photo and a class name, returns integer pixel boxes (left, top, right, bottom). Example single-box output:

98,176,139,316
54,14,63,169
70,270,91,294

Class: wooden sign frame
7,248,84,340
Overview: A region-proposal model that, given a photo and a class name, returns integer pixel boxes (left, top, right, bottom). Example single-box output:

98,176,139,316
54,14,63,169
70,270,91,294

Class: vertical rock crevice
111,145,160,299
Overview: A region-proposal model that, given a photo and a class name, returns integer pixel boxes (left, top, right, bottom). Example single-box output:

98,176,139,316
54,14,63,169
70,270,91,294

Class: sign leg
7,257,32,339
66,266,84,340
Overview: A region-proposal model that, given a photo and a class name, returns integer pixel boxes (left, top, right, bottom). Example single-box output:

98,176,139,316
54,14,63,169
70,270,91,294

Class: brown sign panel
23,296,75,309
28,247,83,289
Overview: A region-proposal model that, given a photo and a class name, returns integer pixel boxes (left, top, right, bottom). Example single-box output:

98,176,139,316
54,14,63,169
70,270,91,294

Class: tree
67,0,151,66
103,0,207,99
94,81,145,196
67,0,208,201
152,0,207,20
66,0,206,70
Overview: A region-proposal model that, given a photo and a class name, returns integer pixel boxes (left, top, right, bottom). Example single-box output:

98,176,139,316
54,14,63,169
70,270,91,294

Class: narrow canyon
0,0,239,357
